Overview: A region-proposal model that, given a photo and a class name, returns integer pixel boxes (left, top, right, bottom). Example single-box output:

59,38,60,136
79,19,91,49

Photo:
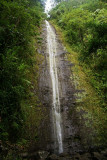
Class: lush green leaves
0,0,43,144
50,0,107,108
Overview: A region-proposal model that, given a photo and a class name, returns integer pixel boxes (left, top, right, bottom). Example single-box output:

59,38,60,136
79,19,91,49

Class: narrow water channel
46,21,63,153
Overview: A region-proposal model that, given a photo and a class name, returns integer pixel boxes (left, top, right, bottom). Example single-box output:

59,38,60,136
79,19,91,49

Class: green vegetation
0,0,44,158
50,0,107,109
50,21,107,147
0,0,107,158
50,0,107,147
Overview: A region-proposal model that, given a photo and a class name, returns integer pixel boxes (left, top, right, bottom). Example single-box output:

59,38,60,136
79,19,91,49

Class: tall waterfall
46,21,63,153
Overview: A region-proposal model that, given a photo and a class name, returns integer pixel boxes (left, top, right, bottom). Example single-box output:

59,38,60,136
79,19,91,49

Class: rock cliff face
36,21,107,159
18,21,107,160
38,21,87,154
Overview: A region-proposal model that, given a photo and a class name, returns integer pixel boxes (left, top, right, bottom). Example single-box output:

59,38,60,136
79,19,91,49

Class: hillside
0,0,107,159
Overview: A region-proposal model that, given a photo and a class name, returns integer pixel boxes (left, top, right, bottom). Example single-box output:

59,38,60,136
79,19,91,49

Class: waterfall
45,0,57,17
46,21,63,153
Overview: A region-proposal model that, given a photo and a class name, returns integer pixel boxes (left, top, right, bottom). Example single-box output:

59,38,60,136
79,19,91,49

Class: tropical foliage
50,0,107,108
0,0,44,151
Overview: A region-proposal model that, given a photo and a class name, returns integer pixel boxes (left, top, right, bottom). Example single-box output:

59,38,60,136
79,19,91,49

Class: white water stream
46,21,63,153
45,0,56,16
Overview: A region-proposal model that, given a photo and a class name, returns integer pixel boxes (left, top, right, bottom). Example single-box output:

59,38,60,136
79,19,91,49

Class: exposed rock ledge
20,149,107,160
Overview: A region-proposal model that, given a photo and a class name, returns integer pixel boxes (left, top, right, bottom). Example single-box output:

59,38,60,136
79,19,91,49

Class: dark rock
59,152,69,157
73,153,82,160
47,154,59,160
20,152,28,158
38,21,107,156
59,157,72,160
0,141,3,153
2,147,8,157
92,152,105,160
73,135,81,141
101,149,107,157
66,126,70,128
81,153,91,160
20,152,40,159
38,151,49,159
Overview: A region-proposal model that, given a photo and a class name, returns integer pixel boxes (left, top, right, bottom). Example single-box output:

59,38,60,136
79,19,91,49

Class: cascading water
45,0,56,16
46,21,63,153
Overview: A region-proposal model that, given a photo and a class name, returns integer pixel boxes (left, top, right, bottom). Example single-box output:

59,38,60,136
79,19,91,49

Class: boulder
81,153,91,160
73,153,82,160
47,154,59,160
92,152,105,160
38,151,49,159
20,152,40,159
101,149,107,157
59,152,69,157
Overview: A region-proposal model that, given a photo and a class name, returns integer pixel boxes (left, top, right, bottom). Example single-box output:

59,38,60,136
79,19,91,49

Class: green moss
51,21,107,146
